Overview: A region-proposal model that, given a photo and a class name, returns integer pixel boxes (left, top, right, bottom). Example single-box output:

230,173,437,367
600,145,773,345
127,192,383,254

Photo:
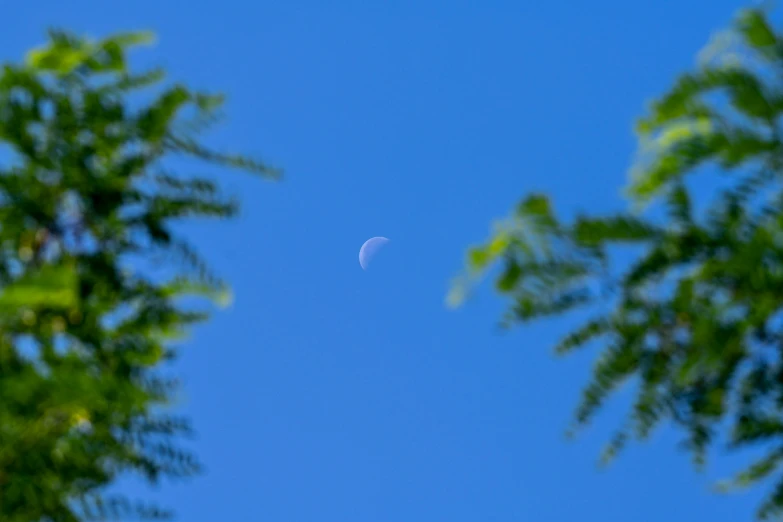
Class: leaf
496,259,521,292
0,263,78,310
137,85,191,141
445,276,470,309
666,183,692,224
573,342,640,425
627,129,728,201
733,448,783,489
637,65,776,136
517,193,552,218
467,245,490,270
194,92,225,112
516,193,558,232
657,119,714,149
99,67,166,94
600,428,630,466
758,477,783,520
554,317,611,355
737,9,777,49
102,31,156,49
511,288,591,321
165,135,282,179
573,215,660,245
487,231,511,258
26,46,89,75
160,277,233,308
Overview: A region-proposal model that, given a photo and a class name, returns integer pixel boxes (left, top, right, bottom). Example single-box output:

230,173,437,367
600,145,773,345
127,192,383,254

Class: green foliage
449,8,783,520
0,29,279,521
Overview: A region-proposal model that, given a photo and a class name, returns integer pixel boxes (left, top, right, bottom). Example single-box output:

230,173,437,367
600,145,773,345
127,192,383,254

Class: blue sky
3,1,771,520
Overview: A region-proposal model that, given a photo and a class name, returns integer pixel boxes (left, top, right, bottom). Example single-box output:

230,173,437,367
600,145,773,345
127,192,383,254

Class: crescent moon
359,237,390,270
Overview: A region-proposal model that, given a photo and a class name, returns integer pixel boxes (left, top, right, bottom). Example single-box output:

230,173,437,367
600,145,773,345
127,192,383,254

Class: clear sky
3,1,770,520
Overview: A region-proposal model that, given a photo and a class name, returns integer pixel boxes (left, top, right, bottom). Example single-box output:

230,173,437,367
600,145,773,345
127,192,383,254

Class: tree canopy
0,30,278,521
449,7,783,520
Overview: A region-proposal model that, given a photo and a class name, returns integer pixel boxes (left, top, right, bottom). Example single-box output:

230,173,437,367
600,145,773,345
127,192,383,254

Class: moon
359,237,390,270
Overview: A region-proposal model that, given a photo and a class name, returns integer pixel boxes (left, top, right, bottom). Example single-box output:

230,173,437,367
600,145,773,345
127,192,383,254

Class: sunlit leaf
0,263,78,309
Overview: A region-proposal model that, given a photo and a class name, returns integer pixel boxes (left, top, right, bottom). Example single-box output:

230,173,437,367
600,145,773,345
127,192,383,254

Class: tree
0,30,279,521
448,7,783,520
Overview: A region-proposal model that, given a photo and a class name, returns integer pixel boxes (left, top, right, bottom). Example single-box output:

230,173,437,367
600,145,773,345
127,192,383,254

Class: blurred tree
0,30,279,521
449,7,783,520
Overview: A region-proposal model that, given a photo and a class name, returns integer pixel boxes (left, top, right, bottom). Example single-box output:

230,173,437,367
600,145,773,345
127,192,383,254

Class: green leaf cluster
0,29,279,521
449,8,783,519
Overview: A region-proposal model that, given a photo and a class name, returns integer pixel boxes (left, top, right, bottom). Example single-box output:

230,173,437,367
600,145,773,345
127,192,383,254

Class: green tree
449,7,783,520
0,30,279,521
